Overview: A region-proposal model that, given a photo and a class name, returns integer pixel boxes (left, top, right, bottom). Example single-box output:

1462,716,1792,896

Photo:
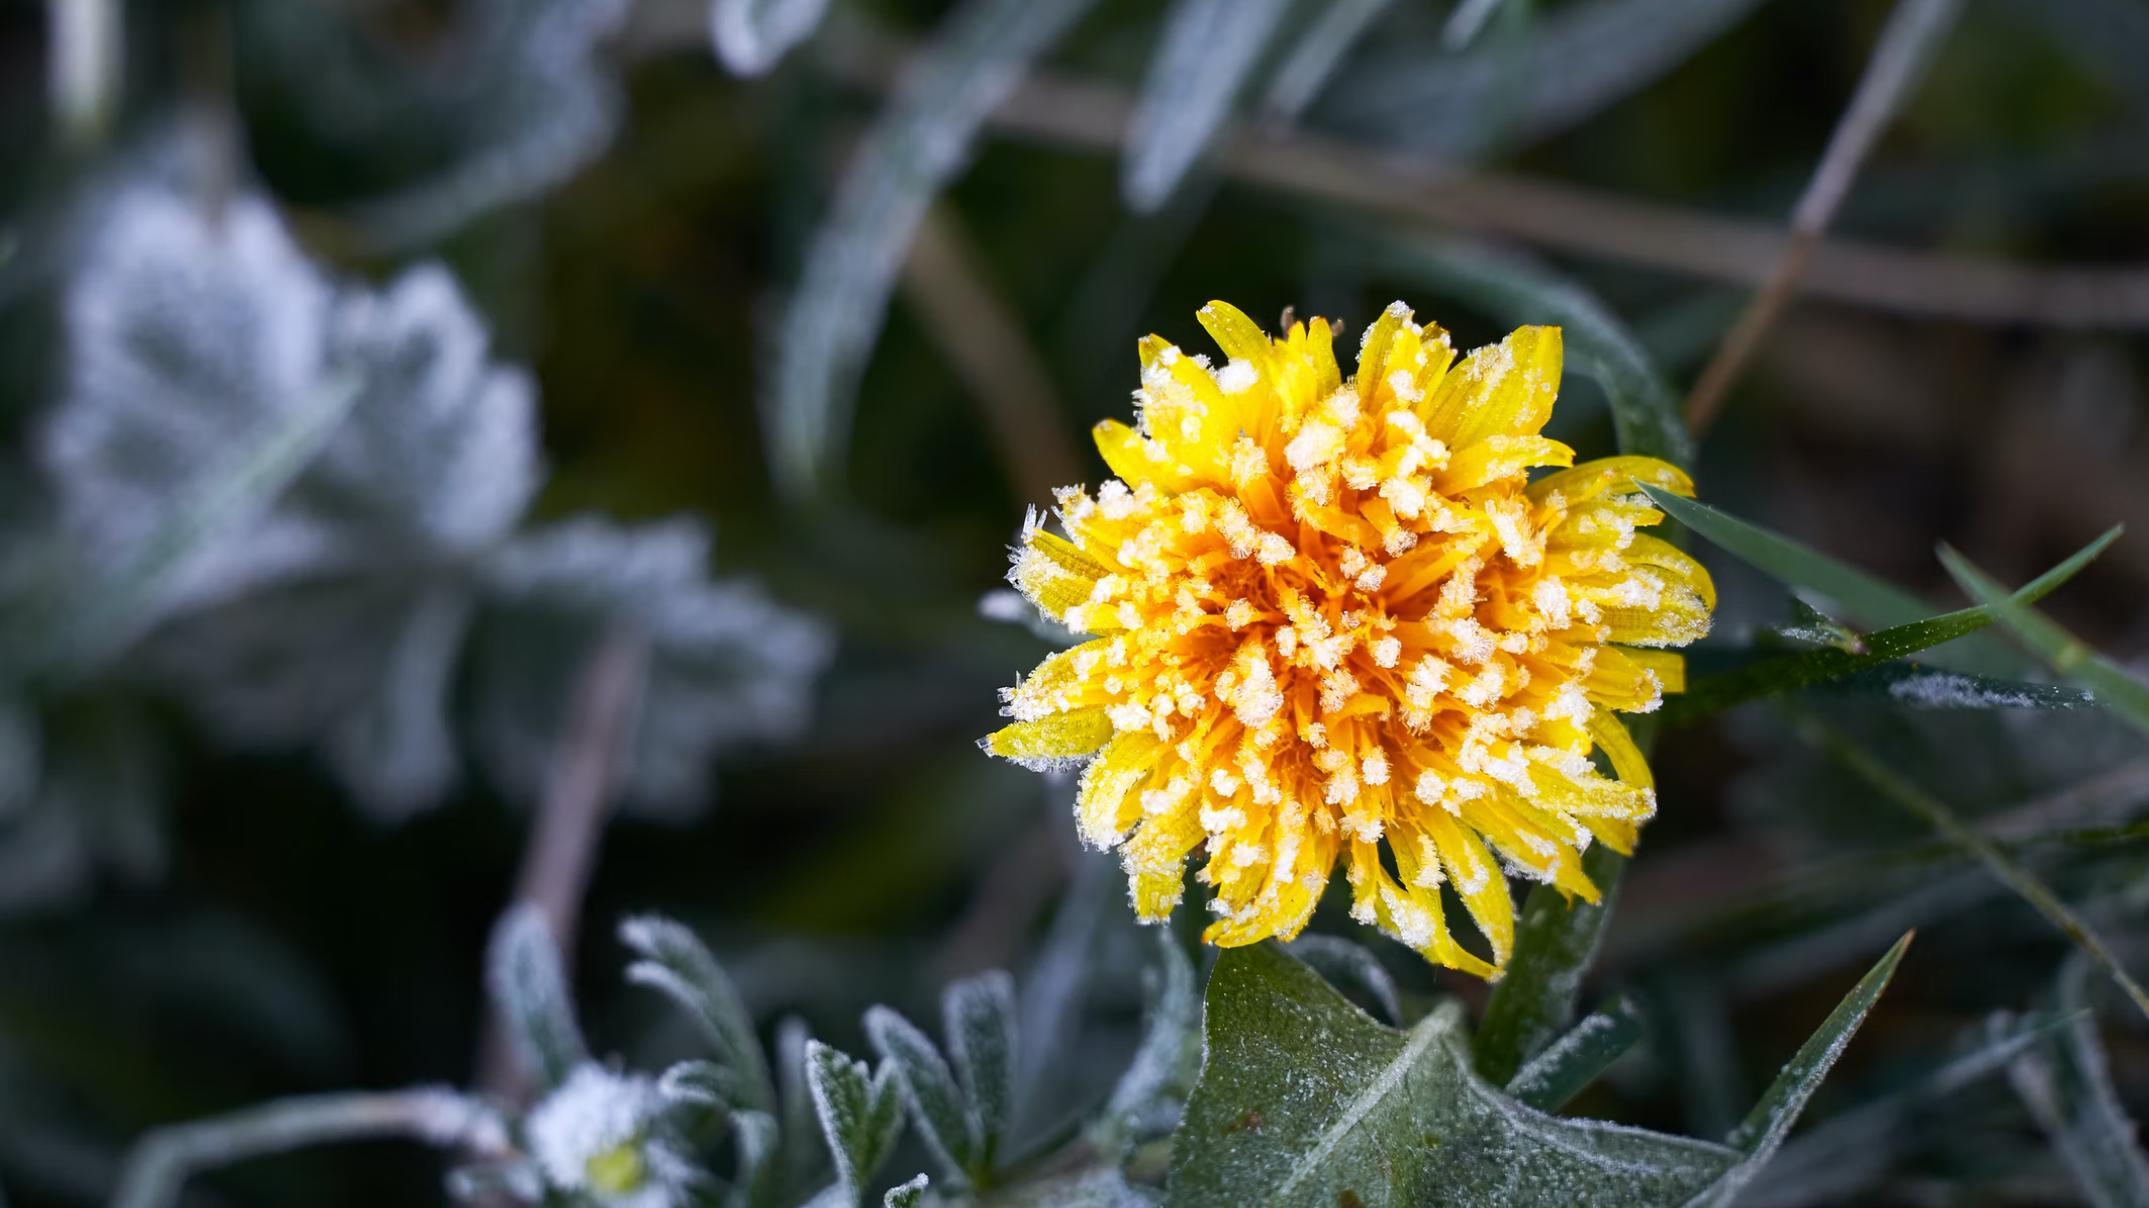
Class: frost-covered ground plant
0,163,831,903
110,898,1996,1207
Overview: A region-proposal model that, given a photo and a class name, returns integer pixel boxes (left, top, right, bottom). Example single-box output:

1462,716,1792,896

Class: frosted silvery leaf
863,1005,976,1183
487,905,589,1090
41,182,342,623
941,971,1016,1162
239,0,633,250
304,264,540,558
977,588,1077,646
136,580,476,819
710,0,830,76
882,1174,929,1207
1098,930,1198,1148
620,914,776,1115
1169,945,1740,1206
804,1040,905,1196
471,516,834,817
2009,958,2149,1208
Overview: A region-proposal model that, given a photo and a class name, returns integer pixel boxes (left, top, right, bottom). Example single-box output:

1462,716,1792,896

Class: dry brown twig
1684,0,1966,434
816,29,2149,333
901,201,1083,502
478,625,651,1102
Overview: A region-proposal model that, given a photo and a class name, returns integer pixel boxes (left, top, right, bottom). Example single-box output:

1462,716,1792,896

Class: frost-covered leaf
1257,0,1393,120
1691,932,1913,1207
2009,958,2149,1208
864,1004,978,1183
1167,944,1738,1206
883,1173,930,1207
36,183,350,658
659,1058,748,1113
805,1040,905,1196
1285,934,1403,1025
1940,545,2149,736
711,0,830,76
942,970,1017,1165
769,0,1095,495
1442,0,1516,48
776,1015,828,1194
1121,0,1295,212
141,581,476,818
238,0,632,249
733,1109,784,1208
1356,236,1692,466
52,194,540,811
621,915,776,1115
1504,996,1644,1113
1100,931,1200,1146
485,905,587,1089
1322,0,1770,157
473,516,833,817
1825,664,2096,711
1474,842,1624,1086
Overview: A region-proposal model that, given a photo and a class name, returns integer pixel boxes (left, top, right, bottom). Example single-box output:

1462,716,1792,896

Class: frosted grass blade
1122,0,1294,212
1939,543,2149,736
768,0,1094,497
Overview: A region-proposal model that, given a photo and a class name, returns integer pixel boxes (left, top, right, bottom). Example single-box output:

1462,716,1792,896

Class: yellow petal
1074,732,1166,848
983,708,1114,768
1011,528,1110,619
1528,455,1694,506
1425,325,1562,448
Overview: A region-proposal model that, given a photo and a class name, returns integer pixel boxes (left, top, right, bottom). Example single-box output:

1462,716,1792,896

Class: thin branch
900,201,1082,503
479,624,649,1100
1685,0,1964,433
818,31,2149,330
1807,715,2149,1024
110,1088,507,1208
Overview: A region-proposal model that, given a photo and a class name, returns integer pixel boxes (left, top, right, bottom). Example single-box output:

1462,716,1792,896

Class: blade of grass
1664,527,2119,720
2011,956,2149,1207
1693,932,1914,1207
1803,717,2149,1025
1938,542,2149,737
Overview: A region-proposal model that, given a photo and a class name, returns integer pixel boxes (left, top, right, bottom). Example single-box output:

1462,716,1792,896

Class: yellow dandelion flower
983,301,1714,978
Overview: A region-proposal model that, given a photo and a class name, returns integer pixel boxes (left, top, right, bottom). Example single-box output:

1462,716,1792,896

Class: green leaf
1660,523,2119,721
806,1040,906,1197
1691,932,1914,1207
2010,959,2149,1208
943,970,1018,1167
1939,542,2149,736
619,915,776,1114
657,1058,747,1113
883,1174,931,1207
1504,996,1645,1112
1349,236,1692,466
1641,488,1945,628
1165,945,1738,1207
483,905,586,1090
1287,934,1404,1025
865,1004,978,1182
1474,842,1626,1085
